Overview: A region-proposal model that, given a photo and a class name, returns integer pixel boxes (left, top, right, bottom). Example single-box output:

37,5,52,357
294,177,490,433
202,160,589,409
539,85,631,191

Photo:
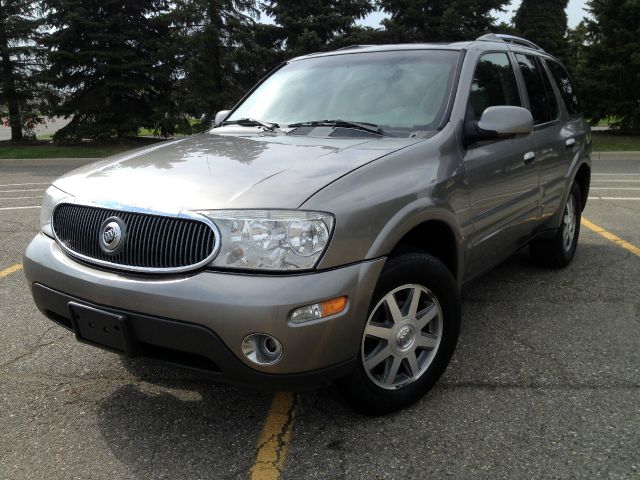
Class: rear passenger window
546,60,582,115
469,53,521,120
516,54,558,125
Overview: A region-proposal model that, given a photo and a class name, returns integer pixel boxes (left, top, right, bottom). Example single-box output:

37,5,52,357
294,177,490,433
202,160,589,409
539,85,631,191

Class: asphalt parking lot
1,157,638,479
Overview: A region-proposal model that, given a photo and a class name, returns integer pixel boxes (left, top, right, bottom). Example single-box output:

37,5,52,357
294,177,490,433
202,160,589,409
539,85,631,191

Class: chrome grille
52,204,219,272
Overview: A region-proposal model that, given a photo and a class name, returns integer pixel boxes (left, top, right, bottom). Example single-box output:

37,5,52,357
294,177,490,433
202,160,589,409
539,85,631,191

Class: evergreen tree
379,0,510,42
44,0,175,141
262,0,375,57
331,25,389,49
582,0,640,131
171,0,264,123
494,21,518,37
0,0,46,141
564,21,588,79
514,0,569,56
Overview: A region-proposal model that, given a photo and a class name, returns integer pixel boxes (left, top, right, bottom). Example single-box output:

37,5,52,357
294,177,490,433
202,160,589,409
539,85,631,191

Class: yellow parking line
582,218,640,257
250,392,298,480
0,263,22,278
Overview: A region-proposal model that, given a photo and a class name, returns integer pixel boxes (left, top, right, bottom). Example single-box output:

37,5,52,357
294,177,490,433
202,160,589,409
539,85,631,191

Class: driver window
469,53,522,120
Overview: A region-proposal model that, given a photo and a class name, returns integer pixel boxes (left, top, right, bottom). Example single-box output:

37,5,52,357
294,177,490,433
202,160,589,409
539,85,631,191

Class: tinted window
546,60,582,115
228,50,460,134
516,54,557,124
540,60,559,119
469,52,521,119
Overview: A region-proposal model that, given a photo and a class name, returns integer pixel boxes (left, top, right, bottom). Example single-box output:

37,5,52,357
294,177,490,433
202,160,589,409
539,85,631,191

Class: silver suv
24,34,591,415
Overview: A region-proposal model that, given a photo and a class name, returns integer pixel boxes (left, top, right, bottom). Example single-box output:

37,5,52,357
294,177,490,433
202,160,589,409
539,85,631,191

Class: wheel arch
574,162,591,211
366,204,464,284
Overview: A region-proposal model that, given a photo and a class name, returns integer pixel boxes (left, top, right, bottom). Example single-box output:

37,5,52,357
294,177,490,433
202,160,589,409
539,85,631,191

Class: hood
54,131,421,213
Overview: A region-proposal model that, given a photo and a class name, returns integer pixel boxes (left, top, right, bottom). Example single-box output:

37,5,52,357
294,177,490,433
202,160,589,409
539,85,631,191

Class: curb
0,157,99,167
591,151,640,161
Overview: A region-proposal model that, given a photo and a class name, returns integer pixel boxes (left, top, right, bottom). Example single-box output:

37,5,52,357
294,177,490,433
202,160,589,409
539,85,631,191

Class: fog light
290,296,348,323
241,333,283,365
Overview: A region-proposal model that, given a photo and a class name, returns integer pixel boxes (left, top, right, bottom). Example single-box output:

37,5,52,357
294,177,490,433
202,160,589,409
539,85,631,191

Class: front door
463,51,540,279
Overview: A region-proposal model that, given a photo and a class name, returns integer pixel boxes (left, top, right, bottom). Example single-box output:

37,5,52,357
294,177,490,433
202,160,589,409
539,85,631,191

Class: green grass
137,127,166,137
592,132,640,151
594,116,620,127
0,138,164,159
137,128,191,138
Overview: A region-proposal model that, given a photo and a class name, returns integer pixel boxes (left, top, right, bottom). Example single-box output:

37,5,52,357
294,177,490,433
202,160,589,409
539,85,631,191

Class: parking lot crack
0,326,60,371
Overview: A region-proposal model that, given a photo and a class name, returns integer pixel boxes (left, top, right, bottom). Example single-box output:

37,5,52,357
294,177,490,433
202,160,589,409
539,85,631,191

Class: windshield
226,50,461,135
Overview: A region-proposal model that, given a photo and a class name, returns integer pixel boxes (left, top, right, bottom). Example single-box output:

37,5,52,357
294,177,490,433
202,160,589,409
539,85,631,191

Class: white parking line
0,182,50,187
0,196,44,200
0,205,41,211
590,187,640,190
0,188,47,193
592,173,640,176
592,180,640,183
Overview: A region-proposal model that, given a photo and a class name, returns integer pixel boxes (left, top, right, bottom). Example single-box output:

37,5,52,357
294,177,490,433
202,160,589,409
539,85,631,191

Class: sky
360,0,589,29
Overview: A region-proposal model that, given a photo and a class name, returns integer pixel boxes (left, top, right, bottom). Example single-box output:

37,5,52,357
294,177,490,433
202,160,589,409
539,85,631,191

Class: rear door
463,51,540,279
542,59,589,224
515,53,574,224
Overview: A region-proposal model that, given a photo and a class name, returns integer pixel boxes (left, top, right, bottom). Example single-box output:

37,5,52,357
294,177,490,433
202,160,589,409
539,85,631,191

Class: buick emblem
396,326,414,349
99,217,126,254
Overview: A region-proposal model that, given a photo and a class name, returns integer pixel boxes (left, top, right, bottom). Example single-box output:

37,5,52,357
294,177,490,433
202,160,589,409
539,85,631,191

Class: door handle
523,151,536,165
565,138,576,149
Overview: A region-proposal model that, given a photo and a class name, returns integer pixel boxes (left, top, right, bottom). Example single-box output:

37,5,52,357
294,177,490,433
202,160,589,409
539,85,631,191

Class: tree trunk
0,1,23,142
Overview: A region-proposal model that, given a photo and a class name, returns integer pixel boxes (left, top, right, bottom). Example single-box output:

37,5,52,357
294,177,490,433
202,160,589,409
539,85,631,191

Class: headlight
40,185,74,237
197,210,334,271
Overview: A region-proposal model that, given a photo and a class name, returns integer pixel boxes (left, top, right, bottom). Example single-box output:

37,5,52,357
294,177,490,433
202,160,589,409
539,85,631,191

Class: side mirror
214,110,230,126
464,106,533,145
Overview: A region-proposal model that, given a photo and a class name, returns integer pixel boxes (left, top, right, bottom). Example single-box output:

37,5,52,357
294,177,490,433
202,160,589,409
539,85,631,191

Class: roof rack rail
476,33,545,52
335,45,373,51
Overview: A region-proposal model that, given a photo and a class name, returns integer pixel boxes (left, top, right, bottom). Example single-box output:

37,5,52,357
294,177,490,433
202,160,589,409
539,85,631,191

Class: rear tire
530,181,582,268
338,251,460,416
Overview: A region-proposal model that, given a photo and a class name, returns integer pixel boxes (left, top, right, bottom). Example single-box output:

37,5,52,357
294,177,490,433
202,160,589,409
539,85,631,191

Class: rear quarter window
545,59,582,116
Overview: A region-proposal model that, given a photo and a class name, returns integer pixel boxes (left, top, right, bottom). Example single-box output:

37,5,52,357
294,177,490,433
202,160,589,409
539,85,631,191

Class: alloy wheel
361,284,443,390
563,193,577,252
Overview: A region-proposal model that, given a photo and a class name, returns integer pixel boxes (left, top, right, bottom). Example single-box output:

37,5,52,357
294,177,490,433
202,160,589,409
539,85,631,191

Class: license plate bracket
68,302,137,356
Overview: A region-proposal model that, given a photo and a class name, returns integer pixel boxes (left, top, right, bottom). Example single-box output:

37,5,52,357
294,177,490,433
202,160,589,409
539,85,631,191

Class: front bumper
24,233,385,387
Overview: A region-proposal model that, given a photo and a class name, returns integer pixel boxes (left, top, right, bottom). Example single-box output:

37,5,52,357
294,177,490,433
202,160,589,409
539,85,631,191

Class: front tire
338,251,461,416
530,181,582,268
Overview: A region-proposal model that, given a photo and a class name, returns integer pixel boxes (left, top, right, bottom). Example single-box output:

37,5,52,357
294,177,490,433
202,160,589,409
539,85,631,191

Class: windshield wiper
221,118,279,132
287,119,384,136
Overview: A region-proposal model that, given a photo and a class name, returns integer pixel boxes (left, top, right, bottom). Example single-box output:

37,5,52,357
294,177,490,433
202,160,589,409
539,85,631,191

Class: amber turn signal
321,296,348,317
290,296,348,323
